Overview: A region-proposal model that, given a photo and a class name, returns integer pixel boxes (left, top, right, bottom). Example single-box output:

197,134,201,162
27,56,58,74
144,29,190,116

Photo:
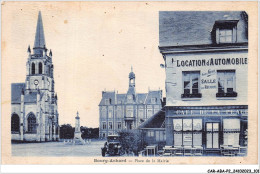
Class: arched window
11,114,20,133
31,63,35,74
39,62,43,74
27,113,37,133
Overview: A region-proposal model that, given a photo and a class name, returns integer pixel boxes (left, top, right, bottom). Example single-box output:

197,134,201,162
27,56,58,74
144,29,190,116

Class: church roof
139,107,165,129
24,92,37,103
34,11,46,49
11,83,25,104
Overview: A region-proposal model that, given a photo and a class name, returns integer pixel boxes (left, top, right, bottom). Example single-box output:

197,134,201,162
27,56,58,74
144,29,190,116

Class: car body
101,135,124,156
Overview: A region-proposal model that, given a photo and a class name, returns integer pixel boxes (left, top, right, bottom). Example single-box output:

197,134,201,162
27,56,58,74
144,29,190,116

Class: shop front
166,105,248,155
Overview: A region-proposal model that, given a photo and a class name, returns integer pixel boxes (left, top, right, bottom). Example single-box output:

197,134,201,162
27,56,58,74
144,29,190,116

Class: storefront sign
176,57,247,67
174,109,248,116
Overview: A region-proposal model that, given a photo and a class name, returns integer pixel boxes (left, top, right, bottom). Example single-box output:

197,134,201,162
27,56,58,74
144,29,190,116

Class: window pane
155,131,160,141
218,80,225,93
193,119,202,131
206,132,212,148
223,133,239,146
193,132,202,146
184,81,190,89
173,119,182,131
192,88,198,94
223,119,240,131
184,88,190,94
220,36,226,43
183,133,192,146
108,110,112,118
225,36,232,42
226,29,232,35
147,109,153,117
219,29,226,36
183,119,192,131
206,123,212,131
213,123,219,131
213,132,219,148
174,132,182,146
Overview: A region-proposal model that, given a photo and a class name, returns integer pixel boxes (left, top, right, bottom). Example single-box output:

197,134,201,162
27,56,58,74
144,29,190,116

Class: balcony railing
216,92,237,97
181,93,202,98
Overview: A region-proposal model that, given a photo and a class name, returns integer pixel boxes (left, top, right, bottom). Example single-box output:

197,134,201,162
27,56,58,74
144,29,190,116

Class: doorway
206,122,219,149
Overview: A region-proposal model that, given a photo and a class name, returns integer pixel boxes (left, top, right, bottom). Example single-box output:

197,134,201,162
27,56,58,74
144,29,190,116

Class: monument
73,111,85,145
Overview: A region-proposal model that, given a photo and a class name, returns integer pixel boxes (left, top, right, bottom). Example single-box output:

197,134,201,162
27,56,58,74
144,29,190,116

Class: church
11,12,60,142
99,68,163,138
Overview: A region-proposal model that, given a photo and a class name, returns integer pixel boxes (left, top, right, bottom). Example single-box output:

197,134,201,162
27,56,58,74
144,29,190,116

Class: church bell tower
25,11,54,95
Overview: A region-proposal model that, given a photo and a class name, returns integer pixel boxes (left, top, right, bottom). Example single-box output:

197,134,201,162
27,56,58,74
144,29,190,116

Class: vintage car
101,135,124,157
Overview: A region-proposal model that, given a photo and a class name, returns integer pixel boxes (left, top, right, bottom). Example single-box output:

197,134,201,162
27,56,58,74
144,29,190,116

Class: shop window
102,122,107,130
109,122,113,130
182,71,201,98
173,119,202,146
11,114,20,133
27,113,37,133
117,122,122,130
223,119,240,146
217,70,237,97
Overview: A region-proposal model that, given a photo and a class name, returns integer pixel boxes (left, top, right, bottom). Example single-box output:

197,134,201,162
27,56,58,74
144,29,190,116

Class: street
12,139,106,157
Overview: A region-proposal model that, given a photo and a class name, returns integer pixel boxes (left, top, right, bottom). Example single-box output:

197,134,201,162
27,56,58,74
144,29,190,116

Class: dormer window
151,98,157,104
212,20,239,44
105,98,112,105
219,29,232,43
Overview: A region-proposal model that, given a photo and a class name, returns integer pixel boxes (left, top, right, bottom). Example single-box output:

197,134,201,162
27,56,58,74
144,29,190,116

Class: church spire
33,11,46,55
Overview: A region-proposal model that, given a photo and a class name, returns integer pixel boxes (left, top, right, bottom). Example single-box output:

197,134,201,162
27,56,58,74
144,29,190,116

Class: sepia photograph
1,1,258,172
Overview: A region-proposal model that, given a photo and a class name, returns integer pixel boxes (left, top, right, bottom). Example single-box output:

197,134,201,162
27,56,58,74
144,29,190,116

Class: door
206,122,219,148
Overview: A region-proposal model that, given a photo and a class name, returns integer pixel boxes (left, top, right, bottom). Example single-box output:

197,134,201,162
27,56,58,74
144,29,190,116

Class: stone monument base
73,132,85,145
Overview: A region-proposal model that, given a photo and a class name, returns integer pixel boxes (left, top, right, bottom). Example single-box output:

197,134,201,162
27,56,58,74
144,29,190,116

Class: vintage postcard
1,1,258,166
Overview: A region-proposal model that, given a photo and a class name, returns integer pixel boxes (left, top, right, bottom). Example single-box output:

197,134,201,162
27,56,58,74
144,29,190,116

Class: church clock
34,79,39,85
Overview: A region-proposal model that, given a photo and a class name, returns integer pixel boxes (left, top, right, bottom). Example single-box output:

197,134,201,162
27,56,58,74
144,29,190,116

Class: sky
2,2,166,128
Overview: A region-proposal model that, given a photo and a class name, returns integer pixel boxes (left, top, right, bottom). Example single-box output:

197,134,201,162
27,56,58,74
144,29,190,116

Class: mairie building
140,11,248,155
11,12,59,142
99,68,163,138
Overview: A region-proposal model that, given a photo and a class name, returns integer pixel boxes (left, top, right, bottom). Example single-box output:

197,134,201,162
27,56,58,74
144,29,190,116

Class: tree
118,130,143,156
59,124,74,139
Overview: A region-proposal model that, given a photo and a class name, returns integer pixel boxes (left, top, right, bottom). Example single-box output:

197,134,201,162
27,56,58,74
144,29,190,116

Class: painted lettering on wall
176,58,247,67
201,69,217,90
175,109,248,116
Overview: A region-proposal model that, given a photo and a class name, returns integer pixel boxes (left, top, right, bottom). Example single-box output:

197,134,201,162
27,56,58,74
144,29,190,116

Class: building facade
11,12,59,142
99,68,163,138
141,11,248,155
